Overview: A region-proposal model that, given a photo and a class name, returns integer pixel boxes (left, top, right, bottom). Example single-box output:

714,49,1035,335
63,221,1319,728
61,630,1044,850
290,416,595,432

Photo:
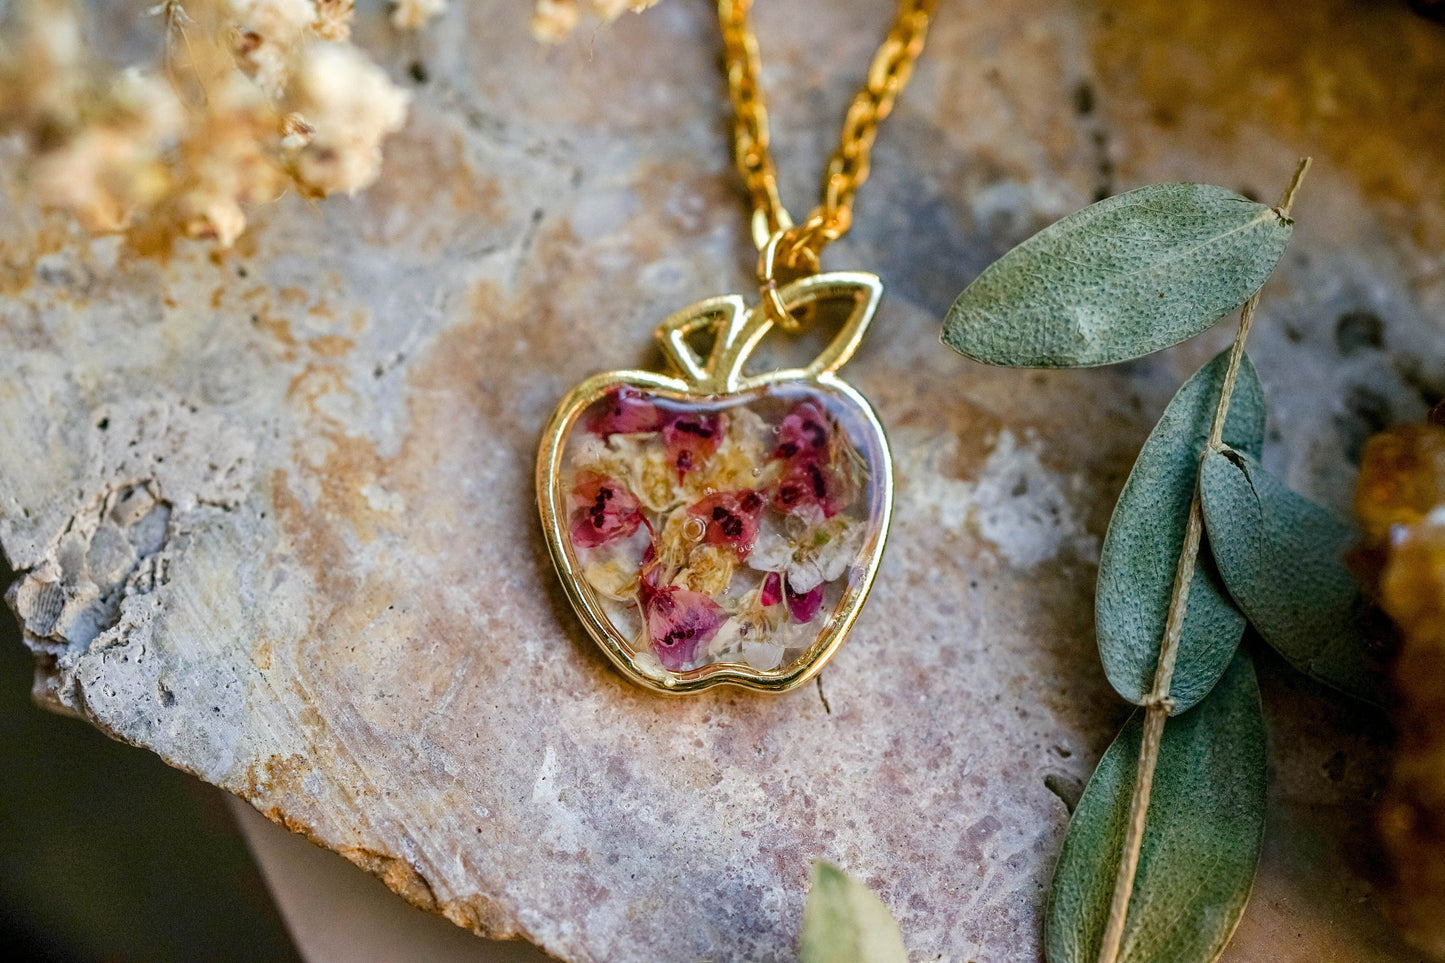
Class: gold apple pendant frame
537,273,893,694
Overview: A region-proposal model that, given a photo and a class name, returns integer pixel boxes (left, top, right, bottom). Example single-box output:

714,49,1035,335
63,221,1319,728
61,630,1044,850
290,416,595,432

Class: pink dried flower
772,400,832,461
774,456,855,519
639,582,725,671
759,571,783,609
569,471,643,548
587,386,661,437
662,409,725,480
687,490,765,558
770,400,858,519
784,580,824,623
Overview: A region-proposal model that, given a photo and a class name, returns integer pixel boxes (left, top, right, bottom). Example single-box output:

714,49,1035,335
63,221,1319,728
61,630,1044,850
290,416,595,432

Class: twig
1093,157,1311,963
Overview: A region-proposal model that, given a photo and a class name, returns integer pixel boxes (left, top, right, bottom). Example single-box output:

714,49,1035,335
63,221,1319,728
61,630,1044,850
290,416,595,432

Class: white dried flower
279,111,315,151
0,0,422,247
172,71,289,246
747,514,863,594
29,130,155,233
110,68,185,144
389,0,445,30
532,0,658,42
0,0,84,132
226,0,316,96
531,0,578,42
284,42,409,196
311,0,354,40
7,12,182,235
181,192,249,247
26,68,183,233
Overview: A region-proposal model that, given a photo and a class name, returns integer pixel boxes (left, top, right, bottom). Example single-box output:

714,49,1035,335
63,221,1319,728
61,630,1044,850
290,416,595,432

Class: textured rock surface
1,0,1441,960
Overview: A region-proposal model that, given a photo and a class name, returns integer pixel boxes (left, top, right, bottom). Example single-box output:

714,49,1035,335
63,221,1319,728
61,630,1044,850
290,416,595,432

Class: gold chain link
718,0,937,278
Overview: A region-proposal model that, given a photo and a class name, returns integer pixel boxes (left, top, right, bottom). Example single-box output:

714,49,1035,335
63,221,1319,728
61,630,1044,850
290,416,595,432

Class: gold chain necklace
537,0,936,694
722,0,936,301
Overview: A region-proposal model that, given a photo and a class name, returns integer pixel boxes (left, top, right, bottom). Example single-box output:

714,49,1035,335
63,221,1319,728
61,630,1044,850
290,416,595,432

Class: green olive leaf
1097,350,1265,714
943,184,1292,368
800,862,909,963
1199,447,1390,706
1045,651,1267,963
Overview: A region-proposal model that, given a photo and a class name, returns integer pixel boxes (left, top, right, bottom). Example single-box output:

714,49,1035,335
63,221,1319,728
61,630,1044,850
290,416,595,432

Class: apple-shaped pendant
537,273,892,694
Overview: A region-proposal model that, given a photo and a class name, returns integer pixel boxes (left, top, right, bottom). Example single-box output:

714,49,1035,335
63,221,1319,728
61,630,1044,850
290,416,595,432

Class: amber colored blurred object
1357,419,1445,958
1357,424,1445,539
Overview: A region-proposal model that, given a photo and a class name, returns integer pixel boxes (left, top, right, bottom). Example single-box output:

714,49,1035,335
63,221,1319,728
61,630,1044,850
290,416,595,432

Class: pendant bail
757,222,824,331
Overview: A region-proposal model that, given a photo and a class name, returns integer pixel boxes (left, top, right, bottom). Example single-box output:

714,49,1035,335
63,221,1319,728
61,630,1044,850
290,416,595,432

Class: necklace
537,0,936,694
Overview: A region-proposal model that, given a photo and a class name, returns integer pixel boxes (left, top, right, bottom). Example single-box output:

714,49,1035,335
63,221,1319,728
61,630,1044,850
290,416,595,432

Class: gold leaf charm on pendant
537,273,893,694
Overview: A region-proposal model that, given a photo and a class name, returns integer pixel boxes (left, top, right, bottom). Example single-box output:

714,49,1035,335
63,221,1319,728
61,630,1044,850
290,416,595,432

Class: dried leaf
943,184,1292,368
1046,652,1267,963
1200,447,1389,705
799,862,909,963
1097,350,1265,714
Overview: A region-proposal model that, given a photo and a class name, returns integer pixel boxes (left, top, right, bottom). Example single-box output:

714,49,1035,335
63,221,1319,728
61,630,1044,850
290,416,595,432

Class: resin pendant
537,272,892,694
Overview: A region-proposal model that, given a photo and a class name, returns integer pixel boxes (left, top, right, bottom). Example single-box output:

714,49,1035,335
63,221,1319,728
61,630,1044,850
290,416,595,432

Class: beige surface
2,0,1441,960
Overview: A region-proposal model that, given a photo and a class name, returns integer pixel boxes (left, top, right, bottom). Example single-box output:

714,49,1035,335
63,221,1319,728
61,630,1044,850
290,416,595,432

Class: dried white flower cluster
531,0,659,43
390,0,446,31
0,0,425,247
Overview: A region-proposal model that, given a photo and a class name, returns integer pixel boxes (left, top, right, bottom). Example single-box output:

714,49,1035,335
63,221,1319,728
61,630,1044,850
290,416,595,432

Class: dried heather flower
687,490,766,558
662,409,726,481
588,386,662,437
639,580,726,671
569,472,645,548
784,580,824,623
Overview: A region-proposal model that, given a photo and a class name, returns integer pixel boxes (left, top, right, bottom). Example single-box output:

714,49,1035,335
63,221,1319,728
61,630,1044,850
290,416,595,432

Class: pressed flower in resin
558,383,884,677
785,581,824,623
760,571,784,608
662,410,726,480
588,385,661,436
748,512,865,593
568,471,644,548
688,490,766,557
773,400,831,461
640,581,727,671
